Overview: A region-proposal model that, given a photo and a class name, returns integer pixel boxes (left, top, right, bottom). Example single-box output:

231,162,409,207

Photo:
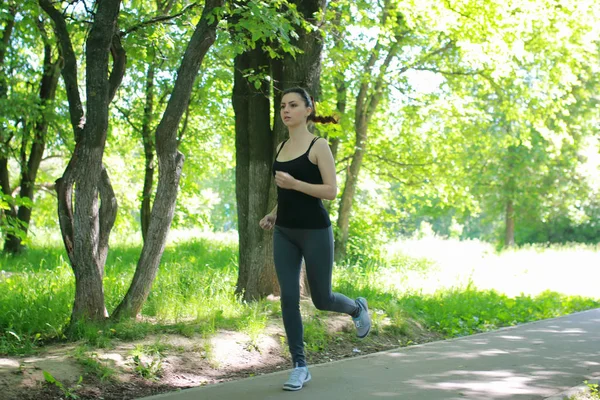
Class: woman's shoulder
312,136,330,149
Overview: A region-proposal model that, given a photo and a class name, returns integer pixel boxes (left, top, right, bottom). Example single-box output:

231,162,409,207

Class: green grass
568,381,600,400
335,237,600,338
1,230,599,356
72,345,116,381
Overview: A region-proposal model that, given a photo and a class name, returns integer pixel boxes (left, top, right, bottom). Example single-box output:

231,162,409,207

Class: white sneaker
283,364,311,391
352,297,371,338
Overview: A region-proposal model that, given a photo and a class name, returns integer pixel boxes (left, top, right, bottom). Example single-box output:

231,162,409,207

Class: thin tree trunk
330,77,346,161
326,7,346,164
334,9,403,261
140,62,155,241
0,3,15,95
112,0,225,319
4,21,61,253
324,75,346,215
0,5,16,239
335,122,367,261
139,0,176,242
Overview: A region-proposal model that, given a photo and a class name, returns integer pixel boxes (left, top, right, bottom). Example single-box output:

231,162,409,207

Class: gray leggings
273,225,359,367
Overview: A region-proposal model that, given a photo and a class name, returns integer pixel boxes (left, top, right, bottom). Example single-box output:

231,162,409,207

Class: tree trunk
0,3,15,95
0,5,16,245
505,200,515,247
335,121,367,261
4,24,61,253
40,0,123,324
112,0,225,319
70,0,122,323
334,18,401,261
234,0,327,301
233,46,276,301
330,77,346,161
140,62,155,242
324,75,347,215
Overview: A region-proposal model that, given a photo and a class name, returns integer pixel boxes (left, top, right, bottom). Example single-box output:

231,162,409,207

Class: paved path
141,308,600,400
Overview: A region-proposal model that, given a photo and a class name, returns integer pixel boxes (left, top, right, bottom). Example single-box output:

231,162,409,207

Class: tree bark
233,46,276,301
4,20,61,253
139,1,175,242
38,0,84,139
71,0,122,322
0,3,15,94
324,75,346,215
140,61,155,241
41,0,123,323
0,5,16,246
112,0,225,319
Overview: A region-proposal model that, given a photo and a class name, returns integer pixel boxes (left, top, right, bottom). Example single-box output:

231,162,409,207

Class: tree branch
97,165,117,268
38,0,85,140
0,4,16,66
397,40,454,76
356,40,382,123
121,2,201,37
108,33,127,103
412,66,486,77
335,155,353,174
113,104,141,132
366,40,400,121
369,154,434,168
362,164,423,187
443,0,487,31
178,100,191,142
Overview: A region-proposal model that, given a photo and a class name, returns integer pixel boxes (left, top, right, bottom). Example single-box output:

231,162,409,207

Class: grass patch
72,345,116,382
1,231,599,357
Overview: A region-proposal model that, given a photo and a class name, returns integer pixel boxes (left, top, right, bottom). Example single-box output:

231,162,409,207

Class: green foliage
72,345,116,382
226,0,306,58
586,381,600,397
303,317,330,352
0,248,73,354
127,340,185,379
403,287,600,337
132,354,163,380
237,302,268,349
0,191,32,244
335,238,600,338
569,381,600,400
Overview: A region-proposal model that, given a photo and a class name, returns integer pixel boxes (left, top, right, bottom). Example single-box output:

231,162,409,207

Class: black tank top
272,137,331,229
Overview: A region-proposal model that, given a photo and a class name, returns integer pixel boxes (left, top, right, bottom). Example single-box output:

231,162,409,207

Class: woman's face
280,92,312,127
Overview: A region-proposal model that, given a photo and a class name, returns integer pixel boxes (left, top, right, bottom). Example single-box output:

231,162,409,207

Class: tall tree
2,14,61,253
113,0,195,241
113,0,226,319
39,0,225,324
232,0,327,300
332,0,454,260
